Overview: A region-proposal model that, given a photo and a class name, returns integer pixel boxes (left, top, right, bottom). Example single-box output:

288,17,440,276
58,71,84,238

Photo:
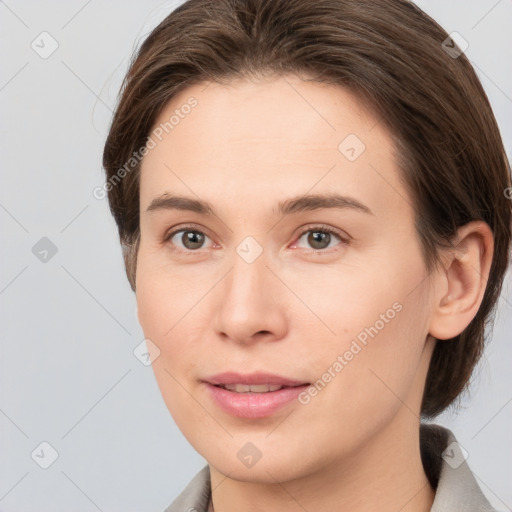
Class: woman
102,0,511,510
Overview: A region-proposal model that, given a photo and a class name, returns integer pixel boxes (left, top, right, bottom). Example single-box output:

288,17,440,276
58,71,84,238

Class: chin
199,434,327,485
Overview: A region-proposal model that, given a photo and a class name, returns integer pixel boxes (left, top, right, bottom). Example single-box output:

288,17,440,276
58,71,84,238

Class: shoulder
162,465,211,512
162,428,499,512
421,423,498,511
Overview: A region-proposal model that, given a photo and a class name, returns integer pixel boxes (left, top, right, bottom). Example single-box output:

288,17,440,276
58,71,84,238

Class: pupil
309,231,330,249
183,231,204,249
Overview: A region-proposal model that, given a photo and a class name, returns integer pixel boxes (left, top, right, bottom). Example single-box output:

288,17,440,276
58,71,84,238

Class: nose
213,246,288,345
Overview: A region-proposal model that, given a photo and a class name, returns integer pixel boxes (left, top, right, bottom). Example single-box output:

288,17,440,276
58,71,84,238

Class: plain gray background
1,1,511,511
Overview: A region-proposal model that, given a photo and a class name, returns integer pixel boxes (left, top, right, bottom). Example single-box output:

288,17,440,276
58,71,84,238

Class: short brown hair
102,0,512,417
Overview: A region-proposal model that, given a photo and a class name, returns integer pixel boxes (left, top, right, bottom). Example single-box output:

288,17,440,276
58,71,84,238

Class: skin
135,74,493,512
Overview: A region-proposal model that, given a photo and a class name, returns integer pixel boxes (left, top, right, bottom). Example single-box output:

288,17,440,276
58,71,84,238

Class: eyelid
295,223,350,240
291,223,351,250
163,223,211,241
163,223,217,250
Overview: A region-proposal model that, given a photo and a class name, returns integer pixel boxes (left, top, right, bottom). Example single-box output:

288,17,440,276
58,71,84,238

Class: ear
428,221,494,340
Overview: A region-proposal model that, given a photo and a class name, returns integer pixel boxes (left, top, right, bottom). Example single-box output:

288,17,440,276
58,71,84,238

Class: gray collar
422,424,496,511
164,424,496,511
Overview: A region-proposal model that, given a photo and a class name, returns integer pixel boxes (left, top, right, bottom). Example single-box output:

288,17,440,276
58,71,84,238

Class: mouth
213,383,304,393
202,372,310,418
204,371,309,387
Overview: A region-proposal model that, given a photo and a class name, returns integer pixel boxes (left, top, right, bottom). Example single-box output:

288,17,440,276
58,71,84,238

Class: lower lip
204,383,309,418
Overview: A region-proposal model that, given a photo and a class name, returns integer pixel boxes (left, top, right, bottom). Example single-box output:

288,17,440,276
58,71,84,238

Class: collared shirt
163,424,496,512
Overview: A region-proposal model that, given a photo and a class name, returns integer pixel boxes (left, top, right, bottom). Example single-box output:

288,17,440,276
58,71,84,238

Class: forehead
151,75,379,154
139,74,410,223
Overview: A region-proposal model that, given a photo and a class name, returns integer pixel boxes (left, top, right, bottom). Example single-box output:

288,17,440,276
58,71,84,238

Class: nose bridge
225,242,270,313
213,237,286,342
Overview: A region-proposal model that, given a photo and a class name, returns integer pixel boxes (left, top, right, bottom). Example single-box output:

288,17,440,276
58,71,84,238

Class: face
136,74,437,483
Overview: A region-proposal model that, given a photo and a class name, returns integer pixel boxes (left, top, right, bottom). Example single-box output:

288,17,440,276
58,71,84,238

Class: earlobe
428,221,494,341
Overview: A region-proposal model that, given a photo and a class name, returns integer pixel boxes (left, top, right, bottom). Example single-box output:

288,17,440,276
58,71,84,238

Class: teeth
223,384,284,393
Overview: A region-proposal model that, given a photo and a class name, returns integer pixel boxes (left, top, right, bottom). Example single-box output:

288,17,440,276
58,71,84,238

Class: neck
209,412,435,512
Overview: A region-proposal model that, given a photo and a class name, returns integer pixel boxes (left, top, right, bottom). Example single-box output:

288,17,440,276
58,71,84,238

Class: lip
202,372,310,419
204,372,308,387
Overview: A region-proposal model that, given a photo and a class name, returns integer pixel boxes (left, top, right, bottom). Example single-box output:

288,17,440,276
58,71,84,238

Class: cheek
135,261,192,405
277,252,417,350
135,250,215,381
135,247,208,340
135,266,205,431
136,278,199,375
136,276,170,343
293,248,432,403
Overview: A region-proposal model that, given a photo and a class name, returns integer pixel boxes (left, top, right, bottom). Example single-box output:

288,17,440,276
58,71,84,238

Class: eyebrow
146,193,374,217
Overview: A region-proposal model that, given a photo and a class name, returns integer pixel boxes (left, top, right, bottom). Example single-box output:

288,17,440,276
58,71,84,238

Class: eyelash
164,223,349,255
292,224,349,252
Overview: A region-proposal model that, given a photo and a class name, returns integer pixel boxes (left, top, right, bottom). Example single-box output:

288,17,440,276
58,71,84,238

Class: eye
164,224,349,253
293,225,349,252
165,226,214,251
